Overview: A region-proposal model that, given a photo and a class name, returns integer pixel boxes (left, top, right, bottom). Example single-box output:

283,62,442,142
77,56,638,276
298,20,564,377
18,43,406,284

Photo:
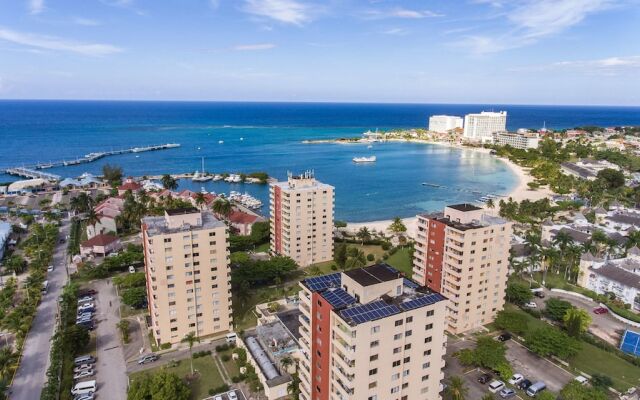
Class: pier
4,143,180,180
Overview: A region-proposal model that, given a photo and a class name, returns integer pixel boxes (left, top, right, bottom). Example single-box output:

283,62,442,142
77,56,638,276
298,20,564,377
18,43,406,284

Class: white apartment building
493,131,540,149
298,264,448,400
428,115,463,133
270,171,334,267
463,111,507,143
142,208,233,345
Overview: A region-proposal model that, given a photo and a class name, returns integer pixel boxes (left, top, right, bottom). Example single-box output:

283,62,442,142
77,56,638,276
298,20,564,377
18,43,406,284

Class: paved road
93,279,128,400
505,340,573,393
10,220,70,400
126,340,222,374
532,289,634,344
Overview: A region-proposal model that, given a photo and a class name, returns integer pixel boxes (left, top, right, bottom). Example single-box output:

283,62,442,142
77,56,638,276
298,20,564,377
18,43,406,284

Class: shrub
160,343,172,350
209,384,230,395
381,242,391,251
221,354,231,362
231,376,242,383
216,344,230,352
366,253,375,262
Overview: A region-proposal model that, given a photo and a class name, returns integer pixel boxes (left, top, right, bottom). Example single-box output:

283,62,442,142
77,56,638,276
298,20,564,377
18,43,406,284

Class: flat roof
166,207,199,216
447,203,481,212
343,263,401,286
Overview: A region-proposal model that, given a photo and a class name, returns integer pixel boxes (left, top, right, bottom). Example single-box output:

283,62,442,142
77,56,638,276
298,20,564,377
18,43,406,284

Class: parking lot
445,334,575,398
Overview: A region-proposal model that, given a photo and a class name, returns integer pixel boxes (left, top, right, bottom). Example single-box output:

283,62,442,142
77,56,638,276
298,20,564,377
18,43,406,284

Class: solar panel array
304,273,341,291
620,330,640,356
400,293,447,311
322,288,357,309
403,278,419,289
340,300,402,325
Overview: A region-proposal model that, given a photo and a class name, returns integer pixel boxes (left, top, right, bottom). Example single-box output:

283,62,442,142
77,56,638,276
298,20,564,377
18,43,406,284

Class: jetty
4,143,180,180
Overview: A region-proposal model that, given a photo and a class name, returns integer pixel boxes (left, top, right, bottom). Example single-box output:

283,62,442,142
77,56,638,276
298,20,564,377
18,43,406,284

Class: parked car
488,380,505,393
526,381,547,397
593,307,608,314
574,375,589,385
534,291,545,298
129,266,136,273
508,373,524,385
78,296,94,303
138,354,159,365
228,391,238,400
74,393,95,400
73,369,95,380
499,388,516,398
74,364,93,373
497,333,512,342
519,379,533,390
74,355,96,366
478,373,492,384
77,321,95,331
78,303,95,312
78,289,97,296
524,301,537,308
47,265,54,272
213,396,222,400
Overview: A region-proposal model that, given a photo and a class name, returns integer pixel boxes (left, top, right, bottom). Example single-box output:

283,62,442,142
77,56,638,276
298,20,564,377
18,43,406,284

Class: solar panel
620,330,640,356
322,288,356,309
400,293,446,311
340,300,402,324
403,278,419,289
304,273,341,291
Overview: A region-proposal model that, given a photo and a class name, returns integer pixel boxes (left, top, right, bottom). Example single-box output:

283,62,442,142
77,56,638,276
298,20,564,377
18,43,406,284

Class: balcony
334,377,354,396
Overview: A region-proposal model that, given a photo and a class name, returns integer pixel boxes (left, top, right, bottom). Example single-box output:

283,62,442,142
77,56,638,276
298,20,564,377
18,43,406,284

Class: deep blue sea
2,101,640,222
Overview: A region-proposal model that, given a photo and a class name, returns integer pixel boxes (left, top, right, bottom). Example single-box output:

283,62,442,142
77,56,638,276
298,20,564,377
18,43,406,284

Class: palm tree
0,349,17,380
486,198,495,210
212,199,232,220
86,208,100,235
445,376,468,400
181,331,200,375
280,356,294,372
553,230,574,252
194,193,206,210
356,226,371,245
161,174,178,190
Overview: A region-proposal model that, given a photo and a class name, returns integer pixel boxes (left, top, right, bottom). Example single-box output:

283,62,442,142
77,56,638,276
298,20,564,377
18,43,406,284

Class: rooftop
143,210,224,236
447,203,481,212
343,263,402,286
81,233,119,247
165,207,199,216
592,264,640,290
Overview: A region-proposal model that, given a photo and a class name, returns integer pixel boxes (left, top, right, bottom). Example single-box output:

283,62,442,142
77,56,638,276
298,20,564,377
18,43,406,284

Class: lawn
218,349,241,379
232,283,301,331
255,242,269,253
130,356,225,400
385,247,413,277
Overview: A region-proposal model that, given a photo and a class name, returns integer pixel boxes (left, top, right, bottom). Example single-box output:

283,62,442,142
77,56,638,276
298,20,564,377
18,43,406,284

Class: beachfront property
142,208,233,345
428,115,463,133
560,159,621,180
463,111,507,143
297,264,448,400
413,204,512,334
578,248,640,310
269,171,334,267
492,130,540,149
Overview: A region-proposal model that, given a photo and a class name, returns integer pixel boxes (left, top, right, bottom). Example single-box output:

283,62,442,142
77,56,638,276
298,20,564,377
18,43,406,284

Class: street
93,279,128,400
10,219,70,400
126,340,222,374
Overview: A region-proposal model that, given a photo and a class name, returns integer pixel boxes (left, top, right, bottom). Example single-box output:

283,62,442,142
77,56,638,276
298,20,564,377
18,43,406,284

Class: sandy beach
344,151,552,237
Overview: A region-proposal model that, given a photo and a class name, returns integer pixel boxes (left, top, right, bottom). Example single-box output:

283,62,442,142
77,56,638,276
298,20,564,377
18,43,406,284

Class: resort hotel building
492,130,540,149
413,204,512,334
463,111,507,143
270,171,334,267
142,208,233,345
298,264,448,400
428,115,464,133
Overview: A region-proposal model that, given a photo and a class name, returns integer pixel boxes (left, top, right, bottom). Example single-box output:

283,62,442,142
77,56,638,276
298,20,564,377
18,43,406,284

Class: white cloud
513,55,640,75
72,17,101,26
28,0,45,15
382,28,409,36
242,0,311,25
456,0,614,54
0,27,123,56
364,7,443,19
233,43,276,51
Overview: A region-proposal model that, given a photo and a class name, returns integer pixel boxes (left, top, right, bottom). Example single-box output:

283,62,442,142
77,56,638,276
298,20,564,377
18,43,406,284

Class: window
403,356,410,363
394,333,403,340
393,347,401,354
392,360,401,367
406,316,413,323
370,354,378,361
403,370,410,377
421,375,429,381
425,337,432,343
426,310,434,317
395,319,403,327
371,325,380,334
370,340,379,348
392,373,400,380
405,330,412,337
368,396,377,400
425,323,433,330
423,349,431,356
404,344,411,350
369,368,377,376
391,387,399,394
422,361,431,369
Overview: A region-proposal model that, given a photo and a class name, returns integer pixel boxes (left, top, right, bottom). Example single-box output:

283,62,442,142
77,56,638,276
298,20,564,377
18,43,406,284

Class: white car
228,391,238,400
78,303,95,311
74,394,95,400
73,364,93,373
524,301,537,308
73,369,95,380
489,380,505,393
213,396,222,400
129,266,136,273
574,375,588,385
47,265,54,272
78,296,94,303
508,373,524,385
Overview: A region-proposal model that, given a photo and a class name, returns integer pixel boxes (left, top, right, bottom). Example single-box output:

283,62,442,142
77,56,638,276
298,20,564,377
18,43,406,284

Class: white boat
224,174,242,183
192,158,212,182
213,174,223,181
218,140,224,144
353,156,377,163
367,145,373,149
240,137,244,141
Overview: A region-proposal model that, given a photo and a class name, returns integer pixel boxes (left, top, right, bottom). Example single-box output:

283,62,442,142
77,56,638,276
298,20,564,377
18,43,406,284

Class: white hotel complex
463,111,507,143
428,115,463,133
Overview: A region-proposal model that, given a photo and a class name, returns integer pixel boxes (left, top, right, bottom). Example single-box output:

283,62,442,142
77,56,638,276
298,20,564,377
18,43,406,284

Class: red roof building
80,233,122,257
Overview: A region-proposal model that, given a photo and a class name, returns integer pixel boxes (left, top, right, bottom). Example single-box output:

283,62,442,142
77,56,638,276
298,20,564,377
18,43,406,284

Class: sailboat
192,157,212,182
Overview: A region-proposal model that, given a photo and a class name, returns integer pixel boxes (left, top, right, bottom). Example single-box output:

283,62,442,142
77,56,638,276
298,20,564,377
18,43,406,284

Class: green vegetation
444,376,468,400
102,164,124,187
563,308,591,337
229,221,270,252
128,371,191,400
559,380,607,400
457,336,512,380
505,282,533,305
494,310,529,335
74,243,144,280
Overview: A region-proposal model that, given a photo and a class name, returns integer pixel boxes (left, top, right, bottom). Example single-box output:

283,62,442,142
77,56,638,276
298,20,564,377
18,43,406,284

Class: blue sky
0,0,638,105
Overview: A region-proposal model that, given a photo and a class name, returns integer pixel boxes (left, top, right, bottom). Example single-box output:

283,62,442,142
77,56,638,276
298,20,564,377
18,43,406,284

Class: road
93,279,128,400
532,289,634,344
10,220,70,400
126,340,222,374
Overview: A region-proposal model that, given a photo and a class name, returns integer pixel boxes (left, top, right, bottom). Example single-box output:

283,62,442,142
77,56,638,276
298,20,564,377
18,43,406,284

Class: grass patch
233,284,301,331
148,332,159,352
218,350,241,378
130,356,224,400
570,341,640,391
386,247,413,276
254,242,269,252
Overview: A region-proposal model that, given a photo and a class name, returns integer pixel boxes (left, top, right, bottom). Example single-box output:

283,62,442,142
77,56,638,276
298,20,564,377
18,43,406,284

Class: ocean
2,100,640,222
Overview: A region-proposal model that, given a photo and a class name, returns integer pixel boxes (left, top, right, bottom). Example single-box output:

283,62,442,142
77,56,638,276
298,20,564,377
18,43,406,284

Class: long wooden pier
3,143,180,180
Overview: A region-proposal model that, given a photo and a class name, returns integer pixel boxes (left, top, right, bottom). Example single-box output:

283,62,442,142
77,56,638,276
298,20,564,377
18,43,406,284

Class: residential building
493,131,540,149
560,159,621,181
413,204,512,334
463,111,507,143
142,208,232,345
0,222,11,260
270,171,334,267
428,115,463,133
86,196,124,239
117,177,143,196
228,209,264,236
80,233,122,257
298,264,448,400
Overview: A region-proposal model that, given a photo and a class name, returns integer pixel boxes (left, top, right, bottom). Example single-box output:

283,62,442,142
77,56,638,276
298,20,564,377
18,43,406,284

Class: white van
71,380,96,396
74,355,96,366
225,333,237,344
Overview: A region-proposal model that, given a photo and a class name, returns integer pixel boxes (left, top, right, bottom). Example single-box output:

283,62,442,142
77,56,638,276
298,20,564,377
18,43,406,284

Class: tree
334,243,347,268
128,371,190,400
182,331,200,375
67,325,90,350
212,199,232,219
506,282,533,305
563,307,591,337
102,164,123,186
597,168,625,189
389,217,407,234
122,287,147,308
86,208,100,233
536,392,556,400
591,374,613,391
494,310,528,335
280,356,294,371
486,198,495,209
356,226,371,245
560,380,607,400
194,192,206,209
444,376,468,400
544,298,574,321
525,326,581,359
3,255,27,275
161,174,178,190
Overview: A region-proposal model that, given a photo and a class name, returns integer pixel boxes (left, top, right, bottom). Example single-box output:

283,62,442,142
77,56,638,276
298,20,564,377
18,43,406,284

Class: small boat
218,140,224,144
193,158,212,182
212,175,223,181
353,156,376,163
367,145,373,149
422,183,441,188
240,137,244,141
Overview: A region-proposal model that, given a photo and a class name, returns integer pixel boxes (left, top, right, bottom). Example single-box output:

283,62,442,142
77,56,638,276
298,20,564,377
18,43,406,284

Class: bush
366,253,375,262
381,242,391,251
231,376,242,383
221,354,231,362
209,384,230,396
160,343,172,350
388,247,398,255
216,344,230,352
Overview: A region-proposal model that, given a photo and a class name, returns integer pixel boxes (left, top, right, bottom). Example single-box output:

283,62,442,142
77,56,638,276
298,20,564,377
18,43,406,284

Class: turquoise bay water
3,101,639,221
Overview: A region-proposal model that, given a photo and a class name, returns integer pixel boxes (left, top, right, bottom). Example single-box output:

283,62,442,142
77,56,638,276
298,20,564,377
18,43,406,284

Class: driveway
10,219,70,400
93,278,128,400
444,338,495,400
505,340,574,393
532,289,634,345
127,340,224,374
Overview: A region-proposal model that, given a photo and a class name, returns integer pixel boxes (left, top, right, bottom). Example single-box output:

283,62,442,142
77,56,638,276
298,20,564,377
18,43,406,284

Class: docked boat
212,174,223,181
353,156,377,163
192,157,212,182
224,174,242,183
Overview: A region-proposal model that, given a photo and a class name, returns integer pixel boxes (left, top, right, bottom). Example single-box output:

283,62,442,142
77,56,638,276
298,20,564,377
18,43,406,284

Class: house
80,233,122,257
117,177,142,196
228,209,264,235
0,222,11,260
86,197,124,239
